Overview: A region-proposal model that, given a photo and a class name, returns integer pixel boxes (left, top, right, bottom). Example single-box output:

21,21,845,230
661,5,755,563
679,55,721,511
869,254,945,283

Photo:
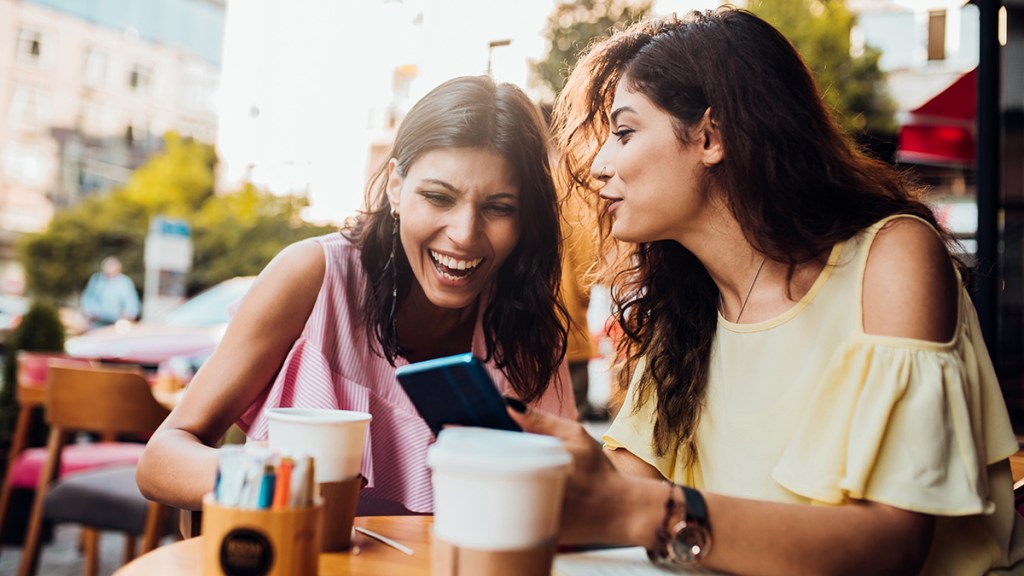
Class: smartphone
395,353,522,436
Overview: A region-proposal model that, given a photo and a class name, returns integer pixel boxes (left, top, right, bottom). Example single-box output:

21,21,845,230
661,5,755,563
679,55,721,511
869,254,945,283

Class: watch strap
669,485,711,564
647,484,712,567
681,485,708,528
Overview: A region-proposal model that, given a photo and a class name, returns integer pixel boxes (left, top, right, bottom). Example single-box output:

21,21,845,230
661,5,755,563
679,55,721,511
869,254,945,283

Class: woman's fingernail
504,396,527,413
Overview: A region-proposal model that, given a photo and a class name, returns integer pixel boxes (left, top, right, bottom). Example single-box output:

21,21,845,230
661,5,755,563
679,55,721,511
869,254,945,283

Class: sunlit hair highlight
552,8,958,463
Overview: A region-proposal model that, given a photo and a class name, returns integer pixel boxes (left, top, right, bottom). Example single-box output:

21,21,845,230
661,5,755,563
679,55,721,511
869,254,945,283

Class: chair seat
43,466,150,534
8,442,146,489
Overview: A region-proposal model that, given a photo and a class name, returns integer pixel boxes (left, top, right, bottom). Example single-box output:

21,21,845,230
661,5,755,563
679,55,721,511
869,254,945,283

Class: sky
215,0,720,225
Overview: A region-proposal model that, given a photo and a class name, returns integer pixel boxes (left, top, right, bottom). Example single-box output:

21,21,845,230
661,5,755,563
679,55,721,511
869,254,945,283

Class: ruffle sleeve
773,309,1018,516
603,357,682,481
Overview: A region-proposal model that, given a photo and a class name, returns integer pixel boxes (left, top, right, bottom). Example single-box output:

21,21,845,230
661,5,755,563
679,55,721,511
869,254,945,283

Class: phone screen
395,353,522,435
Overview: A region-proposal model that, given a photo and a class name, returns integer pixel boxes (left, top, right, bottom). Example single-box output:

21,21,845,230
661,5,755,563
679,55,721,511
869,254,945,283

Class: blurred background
0,0,1022,572
0,1,1022,570
1,0,1022,427
2,0,1023,438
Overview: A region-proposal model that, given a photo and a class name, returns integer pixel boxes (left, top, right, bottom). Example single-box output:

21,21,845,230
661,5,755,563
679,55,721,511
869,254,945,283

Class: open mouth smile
430,250,484,281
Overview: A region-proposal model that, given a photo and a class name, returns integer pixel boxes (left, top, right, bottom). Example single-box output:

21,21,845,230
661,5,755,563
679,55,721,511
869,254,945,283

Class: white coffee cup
266,408,371,483
427,427,572,551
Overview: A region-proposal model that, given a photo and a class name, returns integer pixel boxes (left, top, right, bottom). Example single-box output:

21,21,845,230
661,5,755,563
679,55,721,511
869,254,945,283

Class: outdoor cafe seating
5,360,172,576
0,353,143,548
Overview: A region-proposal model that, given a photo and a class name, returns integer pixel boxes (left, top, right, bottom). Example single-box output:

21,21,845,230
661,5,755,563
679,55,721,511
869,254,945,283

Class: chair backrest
16,352,93,406
45,362,170,436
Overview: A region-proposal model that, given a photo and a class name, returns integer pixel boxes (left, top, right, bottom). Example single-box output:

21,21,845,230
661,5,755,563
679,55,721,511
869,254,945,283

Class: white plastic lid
427,427,572,476
266,408,372,424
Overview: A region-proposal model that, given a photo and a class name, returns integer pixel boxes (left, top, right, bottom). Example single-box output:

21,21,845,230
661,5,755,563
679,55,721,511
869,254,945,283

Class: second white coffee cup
266,407,371,483
427,427,572,551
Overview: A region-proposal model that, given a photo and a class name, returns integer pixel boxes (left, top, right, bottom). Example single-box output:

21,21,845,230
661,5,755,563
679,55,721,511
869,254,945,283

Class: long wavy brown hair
552,9,960,463
344,75,568,403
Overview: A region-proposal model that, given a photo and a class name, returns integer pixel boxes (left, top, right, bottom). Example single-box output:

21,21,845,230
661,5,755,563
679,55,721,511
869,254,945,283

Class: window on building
16,28,46,65
128,63,152,92
5,145,51,188
182,68,217,114
8,85,52,133
928,10,946,61
83,48,109,88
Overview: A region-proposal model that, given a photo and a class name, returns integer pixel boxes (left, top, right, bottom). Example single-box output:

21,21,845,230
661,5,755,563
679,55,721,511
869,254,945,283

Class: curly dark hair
344,75,568,403
552,8,959,463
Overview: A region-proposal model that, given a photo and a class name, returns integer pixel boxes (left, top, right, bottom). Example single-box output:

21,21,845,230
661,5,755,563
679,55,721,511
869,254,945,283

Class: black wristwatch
648,485,712,567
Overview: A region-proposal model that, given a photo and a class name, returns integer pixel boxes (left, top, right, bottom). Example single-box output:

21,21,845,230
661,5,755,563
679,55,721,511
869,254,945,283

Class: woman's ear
700,109,724,167
385,158,402,212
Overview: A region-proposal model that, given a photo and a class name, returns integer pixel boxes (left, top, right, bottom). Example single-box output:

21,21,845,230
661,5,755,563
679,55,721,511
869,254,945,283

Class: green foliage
749,0,897,135
533,0,896,137
533,0,653,98
120,131,216,215
18,132,338,302
21,191,148,298
0,301,66,448
188,184,335,294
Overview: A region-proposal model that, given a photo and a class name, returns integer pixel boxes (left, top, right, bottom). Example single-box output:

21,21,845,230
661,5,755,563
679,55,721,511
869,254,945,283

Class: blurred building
851,1,981,243
0,0,225,279
851,0,1024,426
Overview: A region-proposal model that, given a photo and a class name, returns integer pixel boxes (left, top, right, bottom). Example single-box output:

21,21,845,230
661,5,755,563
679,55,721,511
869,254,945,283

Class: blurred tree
0,301,66,451
533,0,652,99
20,189,148,300
188,183,335,295
19,133,336,302
749,0,897,136
120,131,217,215
535,0,895,138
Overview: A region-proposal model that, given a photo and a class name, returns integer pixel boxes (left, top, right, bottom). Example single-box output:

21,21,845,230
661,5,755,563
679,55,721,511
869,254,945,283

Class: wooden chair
0,352,101,547
17,361,172,576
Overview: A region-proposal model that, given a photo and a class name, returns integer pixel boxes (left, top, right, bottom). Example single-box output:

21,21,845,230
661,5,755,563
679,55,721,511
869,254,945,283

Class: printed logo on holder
220,528,274,576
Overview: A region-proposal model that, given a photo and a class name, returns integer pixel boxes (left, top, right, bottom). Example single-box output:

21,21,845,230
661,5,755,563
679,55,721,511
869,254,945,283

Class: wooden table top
1010,451,1024,491
115,515,434,576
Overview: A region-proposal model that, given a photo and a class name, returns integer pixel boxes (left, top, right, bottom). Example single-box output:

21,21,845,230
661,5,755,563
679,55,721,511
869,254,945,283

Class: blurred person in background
138,75,576,515
517,7,1024,575
80,256,140,330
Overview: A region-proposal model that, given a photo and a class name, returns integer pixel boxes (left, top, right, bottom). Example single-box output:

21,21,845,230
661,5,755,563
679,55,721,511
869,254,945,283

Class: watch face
671,525,709,563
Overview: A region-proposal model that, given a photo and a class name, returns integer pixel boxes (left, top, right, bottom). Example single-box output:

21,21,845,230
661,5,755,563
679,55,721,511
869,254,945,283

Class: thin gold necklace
733,255,768,323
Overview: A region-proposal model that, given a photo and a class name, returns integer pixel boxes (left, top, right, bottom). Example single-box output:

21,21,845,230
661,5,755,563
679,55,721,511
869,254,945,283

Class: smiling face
386,147,521,311
591,81,722,245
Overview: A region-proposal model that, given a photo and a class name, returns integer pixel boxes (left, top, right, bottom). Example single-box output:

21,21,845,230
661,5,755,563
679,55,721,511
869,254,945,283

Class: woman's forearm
706,492,932,576
137,428,221,511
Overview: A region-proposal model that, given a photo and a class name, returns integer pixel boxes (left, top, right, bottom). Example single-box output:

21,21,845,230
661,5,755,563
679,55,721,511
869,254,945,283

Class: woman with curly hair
510,8,1024,574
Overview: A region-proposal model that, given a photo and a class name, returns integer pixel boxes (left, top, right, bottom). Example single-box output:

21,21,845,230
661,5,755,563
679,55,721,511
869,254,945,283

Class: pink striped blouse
237,233,576,513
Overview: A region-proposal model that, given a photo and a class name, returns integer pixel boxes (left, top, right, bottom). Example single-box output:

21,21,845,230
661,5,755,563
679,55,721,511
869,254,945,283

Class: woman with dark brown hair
138,75,575,515
509,8,1024,574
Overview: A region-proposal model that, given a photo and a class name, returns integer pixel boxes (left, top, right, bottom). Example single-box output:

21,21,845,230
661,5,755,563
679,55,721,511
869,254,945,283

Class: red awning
896,68,976,166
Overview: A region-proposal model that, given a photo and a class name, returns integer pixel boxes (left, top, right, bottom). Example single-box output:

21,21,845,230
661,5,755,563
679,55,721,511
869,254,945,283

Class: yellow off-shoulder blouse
604,215,1024,574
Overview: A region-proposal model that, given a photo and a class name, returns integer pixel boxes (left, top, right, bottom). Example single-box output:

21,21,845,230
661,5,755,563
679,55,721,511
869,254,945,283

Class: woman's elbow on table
137,427,219,510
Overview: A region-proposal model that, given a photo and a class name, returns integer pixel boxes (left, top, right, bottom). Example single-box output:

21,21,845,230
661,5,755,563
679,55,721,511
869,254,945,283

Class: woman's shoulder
308,230,362,257
277,232,360,272
254,238,329,296
860,216,959,342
